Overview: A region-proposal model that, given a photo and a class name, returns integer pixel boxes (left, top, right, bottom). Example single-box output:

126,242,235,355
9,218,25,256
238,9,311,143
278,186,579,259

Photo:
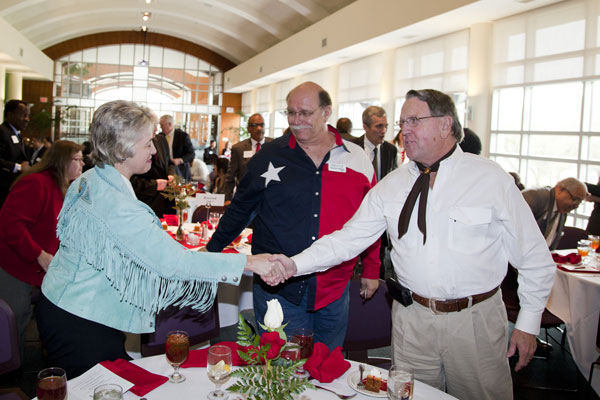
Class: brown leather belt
411,286,499,314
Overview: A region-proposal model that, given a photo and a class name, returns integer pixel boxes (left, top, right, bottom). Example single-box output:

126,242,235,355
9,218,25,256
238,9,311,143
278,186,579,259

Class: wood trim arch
43,31,236,72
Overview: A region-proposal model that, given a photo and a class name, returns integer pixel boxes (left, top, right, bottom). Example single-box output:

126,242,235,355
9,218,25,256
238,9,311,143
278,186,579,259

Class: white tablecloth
120,355,457,400
546,259,600,395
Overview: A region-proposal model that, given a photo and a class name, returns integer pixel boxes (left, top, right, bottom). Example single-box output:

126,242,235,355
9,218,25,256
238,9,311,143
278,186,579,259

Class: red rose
259,331,285,359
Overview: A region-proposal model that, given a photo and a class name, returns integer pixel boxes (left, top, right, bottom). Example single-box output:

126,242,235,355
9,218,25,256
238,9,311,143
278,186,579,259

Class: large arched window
53,44,223,145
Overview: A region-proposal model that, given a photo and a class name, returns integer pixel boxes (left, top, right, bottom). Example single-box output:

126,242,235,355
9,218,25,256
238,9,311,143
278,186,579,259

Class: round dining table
115,354,457,400
546,251,600,395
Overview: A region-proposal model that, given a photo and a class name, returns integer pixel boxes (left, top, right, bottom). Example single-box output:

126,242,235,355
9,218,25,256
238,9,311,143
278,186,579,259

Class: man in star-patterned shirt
207,82,380,349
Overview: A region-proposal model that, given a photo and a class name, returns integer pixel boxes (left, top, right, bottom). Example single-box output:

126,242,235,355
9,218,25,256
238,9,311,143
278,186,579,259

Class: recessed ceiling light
141,26,148,32
142,11,151,21
145,0,152,4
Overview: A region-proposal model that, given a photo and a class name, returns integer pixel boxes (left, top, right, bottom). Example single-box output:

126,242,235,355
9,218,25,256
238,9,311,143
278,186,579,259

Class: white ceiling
0,0,355,65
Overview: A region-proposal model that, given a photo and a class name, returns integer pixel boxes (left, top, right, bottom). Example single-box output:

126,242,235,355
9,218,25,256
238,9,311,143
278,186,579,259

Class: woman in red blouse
0,140,83,359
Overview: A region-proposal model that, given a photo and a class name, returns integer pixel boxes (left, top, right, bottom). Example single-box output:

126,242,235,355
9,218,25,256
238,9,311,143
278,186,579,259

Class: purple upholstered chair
140,302,220,357
0,299,29,400
342,277,392,368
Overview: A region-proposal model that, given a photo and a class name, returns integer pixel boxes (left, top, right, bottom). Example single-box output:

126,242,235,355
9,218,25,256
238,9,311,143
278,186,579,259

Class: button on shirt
292,147,555,335
207,127,380,311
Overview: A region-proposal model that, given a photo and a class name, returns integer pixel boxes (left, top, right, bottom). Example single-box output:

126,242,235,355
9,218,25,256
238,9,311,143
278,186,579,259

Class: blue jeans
253,281,350,350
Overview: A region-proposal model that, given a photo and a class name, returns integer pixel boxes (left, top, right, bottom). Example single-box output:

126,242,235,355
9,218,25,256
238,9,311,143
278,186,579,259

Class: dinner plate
347,370,387,398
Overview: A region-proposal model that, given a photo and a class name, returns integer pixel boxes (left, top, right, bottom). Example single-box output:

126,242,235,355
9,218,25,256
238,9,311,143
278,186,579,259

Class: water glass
387,364,414,400
166,330,190,383
291,328,314,377
209,212,221,227
207,345,232,399
578,239,592,264
36,367,67,400
93,384,123,400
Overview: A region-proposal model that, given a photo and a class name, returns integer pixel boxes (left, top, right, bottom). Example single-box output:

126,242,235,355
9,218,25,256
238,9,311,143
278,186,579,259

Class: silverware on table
312,383,357,399
357,364,365,389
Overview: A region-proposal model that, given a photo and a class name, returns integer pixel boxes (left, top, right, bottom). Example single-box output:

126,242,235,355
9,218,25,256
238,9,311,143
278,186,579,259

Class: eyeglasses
248,123,265,128
284,108,320,118
396,115,442,128
562,188,585,205
371,123,389,130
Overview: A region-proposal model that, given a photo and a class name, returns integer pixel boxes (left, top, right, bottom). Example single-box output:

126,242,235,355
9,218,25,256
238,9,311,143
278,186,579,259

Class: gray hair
91,100,156,166
160,114,173,124
362,106,387,126
556,177,586,194
405,89,463,142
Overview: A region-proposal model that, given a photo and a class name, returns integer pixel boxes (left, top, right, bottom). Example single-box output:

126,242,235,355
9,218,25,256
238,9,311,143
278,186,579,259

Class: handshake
245,254,298,286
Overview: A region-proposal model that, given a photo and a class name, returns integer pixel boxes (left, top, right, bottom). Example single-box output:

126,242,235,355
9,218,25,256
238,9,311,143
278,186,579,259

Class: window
53,44,222,144
489,0,600,227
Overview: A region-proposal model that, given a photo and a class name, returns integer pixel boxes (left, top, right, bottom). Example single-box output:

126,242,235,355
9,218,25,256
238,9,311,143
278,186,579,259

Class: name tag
243,150,253,158
328,163,346,173
11,135,19,144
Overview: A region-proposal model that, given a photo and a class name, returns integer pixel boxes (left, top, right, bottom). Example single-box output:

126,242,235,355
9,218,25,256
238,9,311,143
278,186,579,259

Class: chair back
500,264,520,323
140,302,220,357
556,226,588,250
343,277,392,352
0,299,20,374
192,206,227,223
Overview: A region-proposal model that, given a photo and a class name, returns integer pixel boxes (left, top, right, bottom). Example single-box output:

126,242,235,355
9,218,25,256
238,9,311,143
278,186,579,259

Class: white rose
263,299,284,330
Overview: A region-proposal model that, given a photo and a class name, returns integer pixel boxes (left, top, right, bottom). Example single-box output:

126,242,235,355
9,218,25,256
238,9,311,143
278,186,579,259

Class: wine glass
36,367,67,400
280,342,302,367
165,330,189,383
209,212,221,228
291,328,314,377
387,364,414,400
93,384,123,400
207,344,232,399
578,239,592,265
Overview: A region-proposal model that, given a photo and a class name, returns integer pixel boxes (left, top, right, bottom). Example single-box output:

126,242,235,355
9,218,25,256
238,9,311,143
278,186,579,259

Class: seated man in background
522,177,587,251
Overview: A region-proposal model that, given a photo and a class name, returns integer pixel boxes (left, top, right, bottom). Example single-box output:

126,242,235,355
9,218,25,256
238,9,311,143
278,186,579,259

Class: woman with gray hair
37,100,283,378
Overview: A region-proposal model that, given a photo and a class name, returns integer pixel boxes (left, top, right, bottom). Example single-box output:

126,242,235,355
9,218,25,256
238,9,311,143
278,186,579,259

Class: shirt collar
250,138,264,147
7,123,19,135
288,125,348,152
363,136,377,153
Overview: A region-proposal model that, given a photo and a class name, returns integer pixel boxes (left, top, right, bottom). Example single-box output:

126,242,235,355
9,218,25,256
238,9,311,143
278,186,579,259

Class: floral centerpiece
160,175,200,240
228,300,314,399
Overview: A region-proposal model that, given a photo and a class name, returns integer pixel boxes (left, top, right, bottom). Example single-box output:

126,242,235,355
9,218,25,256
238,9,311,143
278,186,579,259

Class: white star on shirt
261,162,285,187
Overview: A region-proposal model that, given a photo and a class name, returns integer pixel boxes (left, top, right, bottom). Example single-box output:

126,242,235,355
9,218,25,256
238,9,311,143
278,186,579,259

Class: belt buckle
428,298,447,315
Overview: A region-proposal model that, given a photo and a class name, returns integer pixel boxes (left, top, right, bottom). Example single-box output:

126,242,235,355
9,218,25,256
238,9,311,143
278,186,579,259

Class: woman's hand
37,250,53,272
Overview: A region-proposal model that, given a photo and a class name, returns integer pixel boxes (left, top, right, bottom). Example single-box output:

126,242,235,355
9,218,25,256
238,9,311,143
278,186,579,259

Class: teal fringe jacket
41,164,246,333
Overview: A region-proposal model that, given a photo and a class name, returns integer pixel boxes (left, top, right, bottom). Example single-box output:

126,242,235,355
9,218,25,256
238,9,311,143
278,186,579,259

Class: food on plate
363,368,387,393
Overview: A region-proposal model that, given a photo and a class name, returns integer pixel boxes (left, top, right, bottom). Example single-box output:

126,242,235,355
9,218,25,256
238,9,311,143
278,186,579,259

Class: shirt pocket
448,206,492,254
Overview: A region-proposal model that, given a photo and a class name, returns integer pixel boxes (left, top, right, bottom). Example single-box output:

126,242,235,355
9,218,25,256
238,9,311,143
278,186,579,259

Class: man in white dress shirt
271,89,555,400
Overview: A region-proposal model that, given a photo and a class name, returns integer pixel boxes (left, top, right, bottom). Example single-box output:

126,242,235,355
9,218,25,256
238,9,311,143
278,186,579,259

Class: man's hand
246,254,287,286
506,328,537,371
173,158,183,166
268,254,297,280
360,278,379,300
37,250,53,272
156,179,168,191
20,161,31,172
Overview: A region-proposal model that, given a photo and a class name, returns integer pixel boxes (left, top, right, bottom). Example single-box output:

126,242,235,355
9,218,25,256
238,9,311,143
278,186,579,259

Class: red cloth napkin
100,359,168,397
222,248,239,253
303,343,350,383
551,252,582,264
180,342,248,368
201,220,214,230
162,214,178,226
246,233,252,244
165,231,199,249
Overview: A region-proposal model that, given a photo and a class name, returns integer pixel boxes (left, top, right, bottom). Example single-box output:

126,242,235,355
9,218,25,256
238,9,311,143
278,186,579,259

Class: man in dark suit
131,128,176,217
522,177,587,251
158,115,195,181
351,106,398,182
0,100,31,207
223,113,272,202
28,137,46,165
351,106,398,277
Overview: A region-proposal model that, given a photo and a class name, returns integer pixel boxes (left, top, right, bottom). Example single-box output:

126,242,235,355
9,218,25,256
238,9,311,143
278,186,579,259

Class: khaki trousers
391,290,513,400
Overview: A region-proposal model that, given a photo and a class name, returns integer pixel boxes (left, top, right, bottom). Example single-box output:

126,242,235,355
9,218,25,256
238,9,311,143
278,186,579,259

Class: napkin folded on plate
304,343,350,383
100,358,168,397
181,341,248,368
551,252,581,264
200,220,213,230
162,214,178,226
246,233,252,244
